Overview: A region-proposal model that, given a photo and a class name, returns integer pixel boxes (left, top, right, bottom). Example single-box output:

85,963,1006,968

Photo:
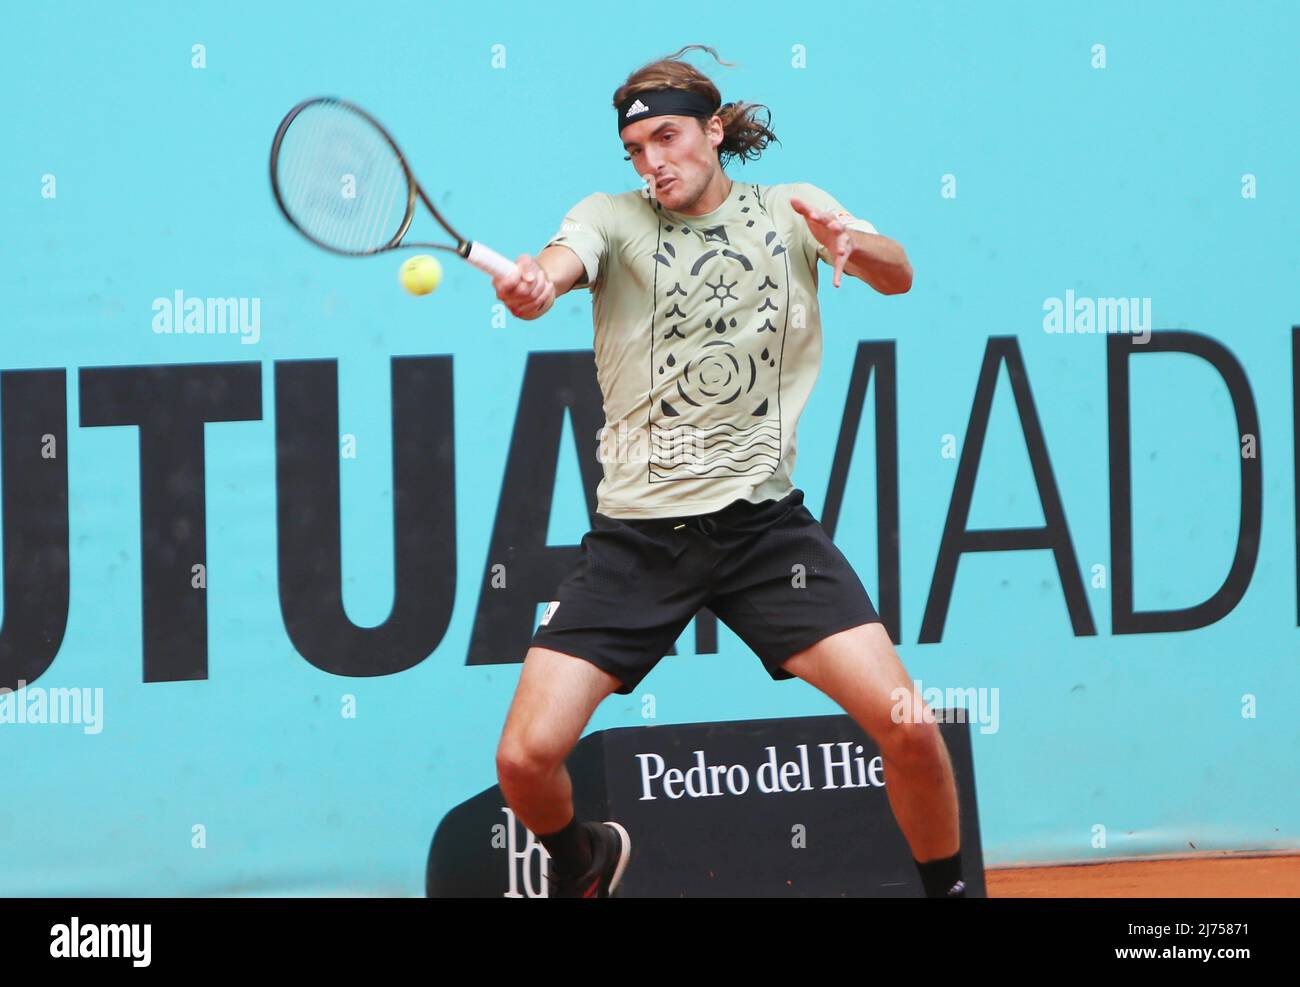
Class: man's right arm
493,193,610,320
492,245,586,321
537,243,590,297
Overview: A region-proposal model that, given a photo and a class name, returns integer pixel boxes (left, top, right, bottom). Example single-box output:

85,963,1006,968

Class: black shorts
529,489,882,695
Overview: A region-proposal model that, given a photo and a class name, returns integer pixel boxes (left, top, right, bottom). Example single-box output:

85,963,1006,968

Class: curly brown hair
612,44,779,168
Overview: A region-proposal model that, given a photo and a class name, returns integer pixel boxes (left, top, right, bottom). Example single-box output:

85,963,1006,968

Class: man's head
612,45,778,211
619,110,725,213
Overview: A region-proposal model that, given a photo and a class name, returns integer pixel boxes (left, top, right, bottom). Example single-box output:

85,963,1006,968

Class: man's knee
877,716,945,771
496,730,569,787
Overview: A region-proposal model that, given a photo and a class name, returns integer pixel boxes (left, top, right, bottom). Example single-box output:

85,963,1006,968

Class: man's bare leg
495,646,622,835
781,621,960,863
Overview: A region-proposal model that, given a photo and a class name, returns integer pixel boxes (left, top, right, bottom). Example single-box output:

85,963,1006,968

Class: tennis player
492,45,965,899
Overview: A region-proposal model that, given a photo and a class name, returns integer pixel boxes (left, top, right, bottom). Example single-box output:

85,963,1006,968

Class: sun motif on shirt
703,274,739,308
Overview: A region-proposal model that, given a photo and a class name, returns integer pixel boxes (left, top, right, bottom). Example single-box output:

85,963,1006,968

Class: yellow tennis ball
399,254,442,296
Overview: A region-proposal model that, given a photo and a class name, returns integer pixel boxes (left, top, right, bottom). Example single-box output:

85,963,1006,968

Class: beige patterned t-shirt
544,179,877,519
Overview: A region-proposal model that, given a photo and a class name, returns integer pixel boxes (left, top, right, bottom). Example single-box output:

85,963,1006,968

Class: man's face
620,113,723,212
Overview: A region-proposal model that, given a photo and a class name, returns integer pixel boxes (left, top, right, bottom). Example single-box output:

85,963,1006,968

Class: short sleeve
544,192,613,290
787,182,878,267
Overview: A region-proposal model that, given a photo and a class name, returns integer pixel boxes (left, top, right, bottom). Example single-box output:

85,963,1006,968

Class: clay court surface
987,852,1300,897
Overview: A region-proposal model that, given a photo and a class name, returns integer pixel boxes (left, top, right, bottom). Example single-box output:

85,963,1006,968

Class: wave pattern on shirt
649,420,782,478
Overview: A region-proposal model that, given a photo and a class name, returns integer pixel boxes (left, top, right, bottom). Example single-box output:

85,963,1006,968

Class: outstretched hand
790,197,853,288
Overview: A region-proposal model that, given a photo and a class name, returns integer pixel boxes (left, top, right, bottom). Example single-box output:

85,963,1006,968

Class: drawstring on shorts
672,515,719,536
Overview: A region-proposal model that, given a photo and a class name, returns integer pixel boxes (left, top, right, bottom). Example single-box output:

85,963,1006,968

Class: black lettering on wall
821,340,901,642
0,370,69,690
79,362,261,682
275,357,455,677
1109,331,1261,634
467,352,603,666
920,338,1094,643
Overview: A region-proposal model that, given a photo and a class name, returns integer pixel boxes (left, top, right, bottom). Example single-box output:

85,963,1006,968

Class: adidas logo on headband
616,89,717,134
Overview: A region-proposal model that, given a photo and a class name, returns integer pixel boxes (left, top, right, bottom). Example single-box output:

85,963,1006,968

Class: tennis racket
269,96,517,278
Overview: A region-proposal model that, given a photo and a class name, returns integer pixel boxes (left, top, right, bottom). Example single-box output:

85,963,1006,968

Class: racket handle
464,241,517,279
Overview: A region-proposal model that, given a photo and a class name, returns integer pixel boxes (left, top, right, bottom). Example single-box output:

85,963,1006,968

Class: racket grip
464,241,517,279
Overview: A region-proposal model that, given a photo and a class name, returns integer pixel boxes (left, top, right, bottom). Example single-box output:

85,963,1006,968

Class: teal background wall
1,0,1297,894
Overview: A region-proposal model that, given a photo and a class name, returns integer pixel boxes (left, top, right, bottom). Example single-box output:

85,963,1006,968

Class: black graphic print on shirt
647,186,790,483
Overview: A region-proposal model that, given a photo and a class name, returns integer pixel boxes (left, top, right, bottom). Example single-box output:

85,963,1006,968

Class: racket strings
275,102,411,254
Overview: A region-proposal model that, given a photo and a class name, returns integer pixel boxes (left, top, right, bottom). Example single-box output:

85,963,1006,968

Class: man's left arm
789,186,913,294
841,230,913,295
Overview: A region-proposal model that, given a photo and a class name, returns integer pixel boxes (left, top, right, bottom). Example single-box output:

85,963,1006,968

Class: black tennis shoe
547,821,631,898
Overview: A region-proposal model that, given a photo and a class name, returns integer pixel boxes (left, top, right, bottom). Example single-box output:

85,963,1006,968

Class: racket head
270,97,429,256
